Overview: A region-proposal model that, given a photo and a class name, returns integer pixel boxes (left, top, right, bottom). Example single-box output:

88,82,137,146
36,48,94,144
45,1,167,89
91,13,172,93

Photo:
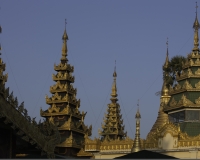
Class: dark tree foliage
163,55,186,87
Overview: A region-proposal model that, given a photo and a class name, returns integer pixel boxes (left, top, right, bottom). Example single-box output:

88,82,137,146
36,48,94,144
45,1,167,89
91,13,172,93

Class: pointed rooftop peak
193,2,200,51
163,38,169,69
61,19,68,61
194,2,200,29
113,60,117,77
135,100,141,119
110,62,118,101
62,19,68,40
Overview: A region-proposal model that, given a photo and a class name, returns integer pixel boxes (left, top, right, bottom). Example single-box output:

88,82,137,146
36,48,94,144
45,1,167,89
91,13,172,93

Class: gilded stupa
40,23,92,157
148,41,171,134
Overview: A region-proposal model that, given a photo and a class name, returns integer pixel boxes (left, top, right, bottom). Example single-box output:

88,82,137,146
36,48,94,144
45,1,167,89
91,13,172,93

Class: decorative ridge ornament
177,94,194,106
182,80,193,89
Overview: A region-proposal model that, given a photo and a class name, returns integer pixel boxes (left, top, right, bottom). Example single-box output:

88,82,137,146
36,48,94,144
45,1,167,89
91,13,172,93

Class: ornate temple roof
99,64,127,141
40,23,92,156
164,4,200,113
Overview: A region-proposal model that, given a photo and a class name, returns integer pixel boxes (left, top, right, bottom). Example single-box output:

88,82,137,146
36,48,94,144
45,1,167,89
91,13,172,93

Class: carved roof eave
163,105,200,112
182,63,200,69
85,138,101,145
52,76,74,82
50,88,74,94
169,88,200,95
40,111,82,119
100,138,134,145
54,63,74,72
56,136,81,148
188,53,200,59
176,75,200,81
179,131,200,141
77,148,93,157
46,99,78,105
100,132,125,136
58,126,86,134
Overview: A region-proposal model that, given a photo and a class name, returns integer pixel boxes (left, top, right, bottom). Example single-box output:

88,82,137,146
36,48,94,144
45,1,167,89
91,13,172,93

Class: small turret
131,104,141,153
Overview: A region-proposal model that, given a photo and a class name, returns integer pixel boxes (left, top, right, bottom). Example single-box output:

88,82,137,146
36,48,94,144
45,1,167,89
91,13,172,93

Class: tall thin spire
193,2,200,51
61,19,68,61
131,106,141,153
110,61,118,101
163,38,169,69
148,42,171,134
161,40,171,107
162,41,170,97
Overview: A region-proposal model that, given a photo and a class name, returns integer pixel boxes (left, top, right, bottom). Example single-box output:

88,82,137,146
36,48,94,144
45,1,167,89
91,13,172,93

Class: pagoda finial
163,38,169,69
162,40,170,97
61,19,68,61
193,2,200,51
110,61,118,101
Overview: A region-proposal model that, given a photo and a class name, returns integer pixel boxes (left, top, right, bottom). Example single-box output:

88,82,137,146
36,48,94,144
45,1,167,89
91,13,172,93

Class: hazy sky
0,0,198,139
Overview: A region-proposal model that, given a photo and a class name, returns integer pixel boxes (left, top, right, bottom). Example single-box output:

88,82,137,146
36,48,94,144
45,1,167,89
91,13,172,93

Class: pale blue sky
0,0,198,139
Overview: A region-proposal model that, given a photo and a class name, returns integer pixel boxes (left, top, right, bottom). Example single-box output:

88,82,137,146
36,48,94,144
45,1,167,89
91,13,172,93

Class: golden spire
193,2,200,51
110,60,118,102
162,39,170,98
131,101,141,153
148,44,170,134
163,38,169,69
61,19,68,61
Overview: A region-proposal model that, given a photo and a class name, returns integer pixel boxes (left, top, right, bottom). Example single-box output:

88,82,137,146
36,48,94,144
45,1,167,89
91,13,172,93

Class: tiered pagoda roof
40,25,92,156
163,6,200,136
99,65,127,141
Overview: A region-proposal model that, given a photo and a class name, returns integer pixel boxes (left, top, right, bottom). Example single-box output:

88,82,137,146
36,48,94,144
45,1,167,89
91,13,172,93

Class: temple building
40,25,92,157
2,2,200,159
143,4,200,159
78,3,200,159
